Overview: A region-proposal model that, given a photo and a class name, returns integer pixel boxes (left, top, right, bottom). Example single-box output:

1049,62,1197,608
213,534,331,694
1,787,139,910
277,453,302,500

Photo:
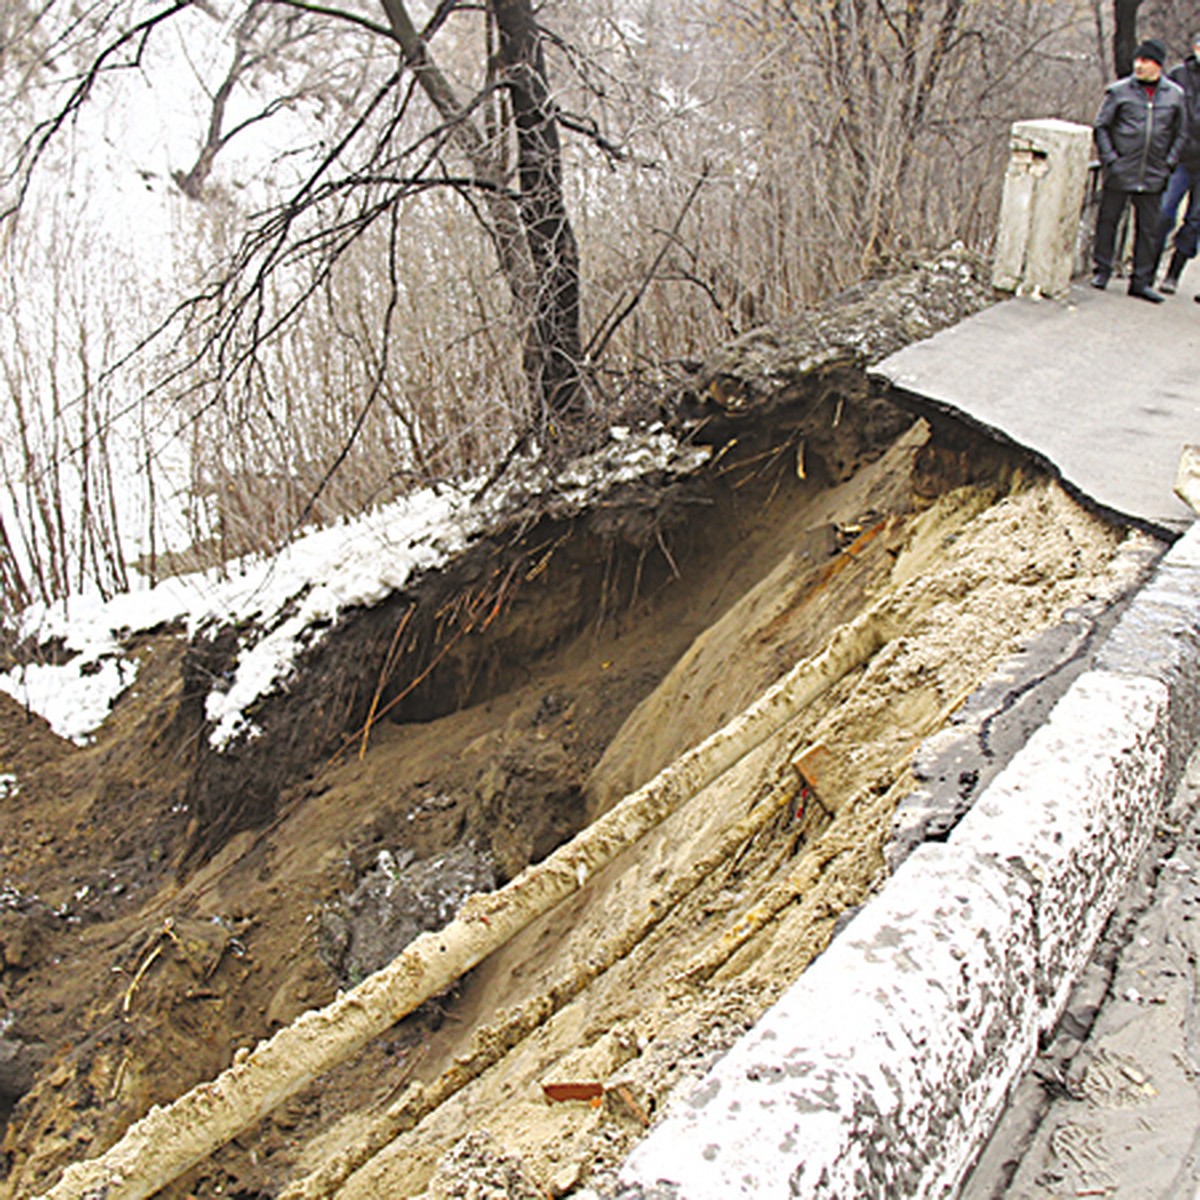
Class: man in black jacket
1155,33,1200,294
1091,38,1186,303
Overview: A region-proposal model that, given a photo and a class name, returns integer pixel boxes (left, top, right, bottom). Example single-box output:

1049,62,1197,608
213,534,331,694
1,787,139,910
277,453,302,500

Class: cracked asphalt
875,284,1200,538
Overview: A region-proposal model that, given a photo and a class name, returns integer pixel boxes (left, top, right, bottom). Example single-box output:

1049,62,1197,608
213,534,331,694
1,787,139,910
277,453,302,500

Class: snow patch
2,658,137,747
0,427,710,749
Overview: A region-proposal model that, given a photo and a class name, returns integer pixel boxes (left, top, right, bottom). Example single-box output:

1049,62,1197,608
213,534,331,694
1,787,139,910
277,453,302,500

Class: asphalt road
874,283,1200,537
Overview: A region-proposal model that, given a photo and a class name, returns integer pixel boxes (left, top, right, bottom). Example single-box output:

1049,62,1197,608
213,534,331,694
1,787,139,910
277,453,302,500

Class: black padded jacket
1093,74,1186,191
1167,55,1200,171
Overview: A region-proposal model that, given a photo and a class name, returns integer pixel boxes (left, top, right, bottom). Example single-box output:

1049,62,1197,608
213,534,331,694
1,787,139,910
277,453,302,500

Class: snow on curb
953,673,1168,1034
620,842,1041,1198
618,524,1200,1199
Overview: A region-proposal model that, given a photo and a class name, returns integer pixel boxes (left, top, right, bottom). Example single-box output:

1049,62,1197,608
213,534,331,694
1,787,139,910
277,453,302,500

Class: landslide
0,254,1162,1199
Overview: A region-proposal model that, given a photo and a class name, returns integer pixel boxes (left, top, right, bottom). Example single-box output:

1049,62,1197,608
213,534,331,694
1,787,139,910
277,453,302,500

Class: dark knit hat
1135,38,1167,64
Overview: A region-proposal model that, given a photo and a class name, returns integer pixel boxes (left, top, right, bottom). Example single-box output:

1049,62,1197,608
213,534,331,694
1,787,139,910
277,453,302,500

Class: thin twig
360,605,415,760
584,165,711,363
122,941,165,1016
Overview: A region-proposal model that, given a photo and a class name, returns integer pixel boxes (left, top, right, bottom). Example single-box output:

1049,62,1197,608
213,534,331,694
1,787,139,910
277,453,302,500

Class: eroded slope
0,254,1162,1199
286,454,1152,1200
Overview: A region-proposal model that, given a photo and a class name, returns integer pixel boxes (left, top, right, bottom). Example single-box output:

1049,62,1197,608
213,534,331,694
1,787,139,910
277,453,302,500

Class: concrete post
992,119,1092,299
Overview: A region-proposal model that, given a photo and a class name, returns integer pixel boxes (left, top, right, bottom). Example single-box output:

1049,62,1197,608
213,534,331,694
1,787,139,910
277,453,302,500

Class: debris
1174,445,1200,515
610,1083,652,1128
792,743,835,811
541,1081,605,1104
121,922,181,1016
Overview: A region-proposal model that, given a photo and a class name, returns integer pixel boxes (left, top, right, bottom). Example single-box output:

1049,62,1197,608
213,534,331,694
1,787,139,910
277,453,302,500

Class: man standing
1156,33,1200,294
1092,38,1186,303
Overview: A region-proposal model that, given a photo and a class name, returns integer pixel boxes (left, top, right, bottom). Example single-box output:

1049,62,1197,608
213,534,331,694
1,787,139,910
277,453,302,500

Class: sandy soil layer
321,463,1151,1200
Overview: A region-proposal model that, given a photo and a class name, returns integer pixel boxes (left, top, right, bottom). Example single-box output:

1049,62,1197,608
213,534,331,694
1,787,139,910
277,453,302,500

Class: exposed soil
0,256,1165,1199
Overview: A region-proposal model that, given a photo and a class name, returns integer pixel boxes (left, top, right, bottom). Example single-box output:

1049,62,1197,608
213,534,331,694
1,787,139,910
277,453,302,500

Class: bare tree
0,221,144,609
172,2,322,200
3,0,590,454
0,0,49,92
0,0,1115,623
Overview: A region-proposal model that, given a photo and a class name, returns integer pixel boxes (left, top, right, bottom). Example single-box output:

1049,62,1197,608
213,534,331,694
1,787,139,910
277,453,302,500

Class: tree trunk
379,0,536,311
1113,0,1143,76
491,0,585,429
380,0,585,435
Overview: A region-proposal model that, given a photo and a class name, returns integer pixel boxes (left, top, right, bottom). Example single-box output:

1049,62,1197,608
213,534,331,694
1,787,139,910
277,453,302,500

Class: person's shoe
1194,293,1200,303
1128,285,1165,303
1160,250,1186,294
1091,272,1110,289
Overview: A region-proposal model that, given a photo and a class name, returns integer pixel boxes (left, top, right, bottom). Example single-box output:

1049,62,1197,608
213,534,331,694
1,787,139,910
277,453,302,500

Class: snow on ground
0,428,710,748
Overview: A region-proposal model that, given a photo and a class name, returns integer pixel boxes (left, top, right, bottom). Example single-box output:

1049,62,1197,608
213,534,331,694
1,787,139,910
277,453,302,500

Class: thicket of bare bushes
0,208,164,617
0,0,1193,647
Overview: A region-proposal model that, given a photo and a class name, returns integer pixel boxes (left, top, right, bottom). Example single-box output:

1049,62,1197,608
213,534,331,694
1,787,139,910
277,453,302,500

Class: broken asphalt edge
613,521,1200,1198
885,382,1192,542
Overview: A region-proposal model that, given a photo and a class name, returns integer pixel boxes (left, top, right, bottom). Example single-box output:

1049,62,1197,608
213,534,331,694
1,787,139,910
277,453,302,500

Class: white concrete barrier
949,671,1169,1034
619,844,1039,1198
991,118,1092,300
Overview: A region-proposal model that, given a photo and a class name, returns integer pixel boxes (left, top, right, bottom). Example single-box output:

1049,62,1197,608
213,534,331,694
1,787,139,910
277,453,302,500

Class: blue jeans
1158,164,1200,261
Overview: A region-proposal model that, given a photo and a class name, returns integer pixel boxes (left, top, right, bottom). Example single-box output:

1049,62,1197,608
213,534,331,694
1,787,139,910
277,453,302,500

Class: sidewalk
963,750,1200,1199
874,285,1200,536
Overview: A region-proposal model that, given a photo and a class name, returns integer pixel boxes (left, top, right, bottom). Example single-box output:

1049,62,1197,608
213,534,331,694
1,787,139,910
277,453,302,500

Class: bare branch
262,0,397,42
1,0,194,221
585,166,710,363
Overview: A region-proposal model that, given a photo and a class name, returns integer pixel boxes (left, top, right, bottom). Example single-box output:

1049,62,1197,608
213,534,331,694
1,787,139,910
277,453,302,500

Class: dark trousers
1093,184,1162,290
1156,164,1200,262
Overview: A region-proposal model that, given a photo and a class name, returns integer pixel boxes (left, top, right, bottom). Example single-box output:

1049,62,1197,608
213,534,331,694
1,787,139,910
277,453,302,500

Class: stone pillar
992,118,1092,299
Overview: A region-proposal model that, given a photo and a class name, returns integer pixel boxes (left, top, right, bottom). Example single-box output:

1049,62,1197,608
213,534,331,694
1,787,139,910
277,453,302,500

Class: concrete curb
616,523,1200,1198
